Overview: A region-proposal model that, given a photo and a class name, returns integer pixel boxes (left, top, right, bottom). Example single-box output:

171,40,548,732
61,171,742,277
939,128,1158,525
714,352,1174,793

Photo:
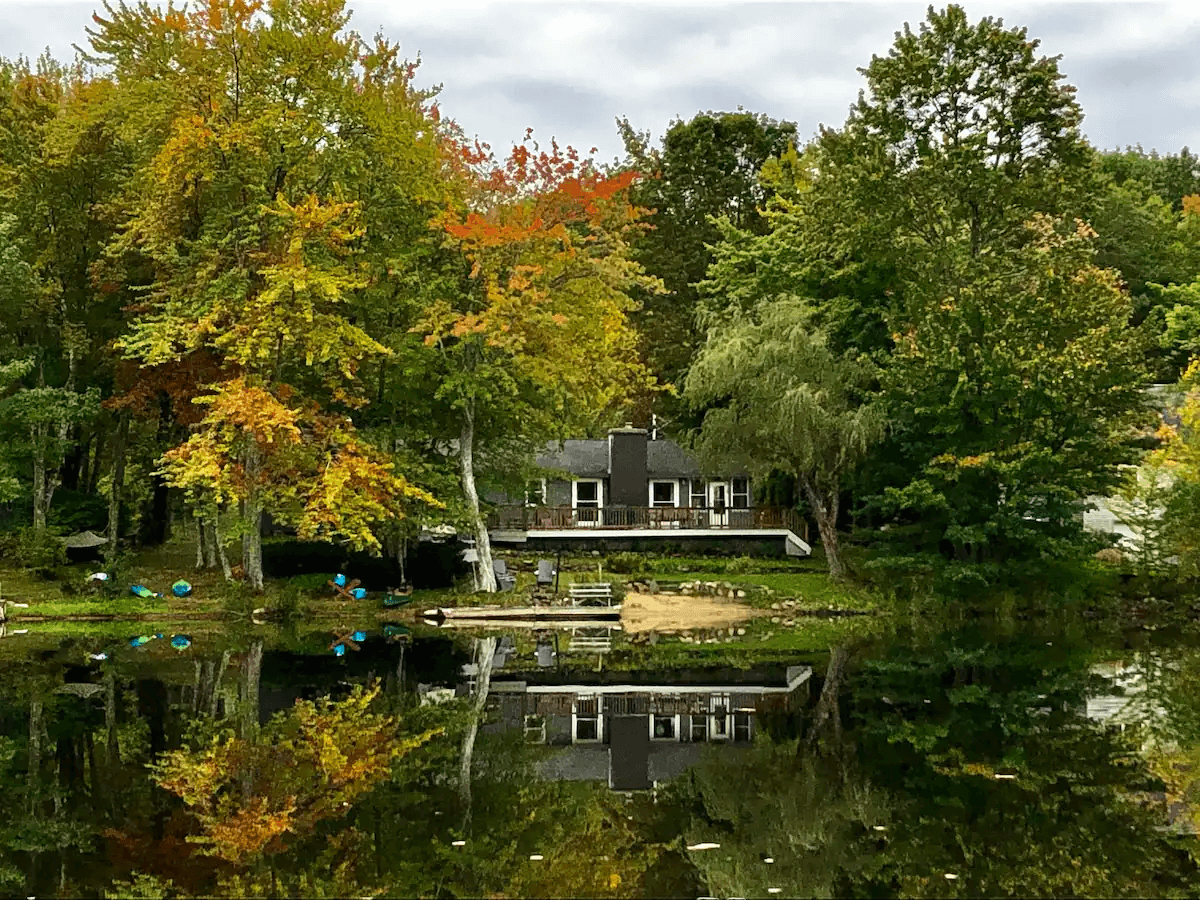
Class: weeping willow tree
684,298,883,579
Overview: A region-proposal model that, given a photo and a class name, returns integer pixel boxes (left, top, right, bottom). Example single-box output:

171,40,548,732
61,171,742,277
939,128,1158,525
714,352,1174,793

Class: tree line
1,0,1198,590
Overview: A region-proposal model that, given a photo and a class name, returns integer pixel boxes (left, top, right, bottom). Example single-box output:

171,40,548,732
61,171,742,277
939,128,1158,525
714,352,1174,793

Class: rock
592,550,601,557
771,616,781,624
727,627,735,636
771,603,782,610
647,579,659,593
736,590,746,598
784,619,795,627
736,628,746,636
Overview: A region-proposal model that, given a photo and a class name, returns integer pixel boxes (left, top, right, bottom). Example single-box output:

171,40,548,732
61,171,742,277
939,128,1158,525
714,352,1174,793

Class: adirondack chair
492,559,517,591
536,559,556,587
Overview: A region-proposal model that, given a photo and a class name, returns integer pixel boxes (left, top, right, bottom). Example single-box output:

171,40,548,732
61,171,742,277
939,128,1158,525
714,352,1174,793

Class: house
488,426,811,557
1082,384,1182,557
484,663,812,791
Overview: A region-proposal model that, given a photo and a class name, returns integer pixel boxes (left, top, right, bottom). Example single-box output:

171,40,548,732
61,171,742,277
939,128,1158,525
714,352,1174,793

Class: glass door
708,482,729,527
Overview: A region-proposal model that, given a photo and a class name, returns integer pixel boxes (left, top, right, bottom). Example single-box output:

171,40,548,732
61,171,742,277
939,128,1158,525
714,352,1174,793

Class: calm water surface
1,609,1198,898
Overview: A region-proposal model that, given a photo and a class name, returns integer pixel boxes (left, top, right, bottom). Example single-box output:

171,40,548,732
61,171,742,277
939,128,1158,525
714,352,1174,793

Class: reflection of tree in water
4,625,1200,898
671,630,1200,898
672,644,891,899
852,628,1198,897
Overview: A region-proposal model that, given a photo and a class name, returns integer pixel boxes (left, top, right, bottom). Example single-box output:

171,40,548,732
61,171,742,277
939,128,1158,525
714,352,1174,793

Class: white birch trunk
459,402,497,593
458,636,497,830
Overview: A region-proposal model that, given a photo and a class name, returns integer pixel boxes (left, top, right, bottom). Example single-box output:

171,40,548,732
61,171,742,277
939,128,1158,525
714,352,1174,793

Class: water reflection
0,616,1197,897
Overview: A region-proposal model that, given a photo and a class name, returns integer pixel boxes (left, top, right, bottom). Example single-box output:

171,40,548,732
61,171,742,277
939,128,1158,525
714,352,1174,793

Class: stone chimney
607,425,648,507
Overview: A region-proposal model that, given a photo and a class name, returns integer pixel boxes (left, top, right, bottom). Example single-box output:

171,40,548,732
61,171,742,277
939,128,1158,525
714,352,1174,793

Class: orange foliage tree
420,131,659,590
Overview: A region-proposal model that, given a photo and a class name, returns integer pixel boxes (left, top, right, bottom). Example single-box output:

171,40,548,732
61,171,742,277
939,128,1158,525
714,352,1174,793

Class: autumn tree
87,0,446,587
155,683,436,872
421,133,657,591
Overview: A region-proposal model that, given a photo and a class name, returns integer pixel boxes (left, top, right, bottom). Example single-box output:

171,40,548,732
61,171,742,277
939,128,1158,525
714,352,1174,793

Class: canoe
382,593,413,608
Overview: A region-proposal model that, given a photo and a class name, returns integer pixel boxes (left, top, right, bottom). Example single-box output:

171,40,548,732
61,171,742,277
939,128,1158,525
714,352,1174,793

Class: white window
573,479,602,508
734,712,752,742
573,695,602,742
649,480,678,508
651,713,679,741
690,715,708,742
573,479,602,526
524,479,547,507
690,479,706,508
732,477,750,509
524,714,546,743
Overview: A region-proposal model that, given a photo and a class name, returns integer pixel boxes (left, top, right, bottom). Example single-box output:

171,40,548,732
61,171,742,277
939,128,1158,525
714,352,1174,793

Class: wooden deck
488,505,809,542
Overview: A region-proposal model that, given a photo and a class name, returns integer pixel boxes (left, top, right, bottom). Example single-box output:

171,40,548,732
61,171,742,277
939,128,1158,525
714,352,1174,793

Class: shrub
4,527,68,577
286,572,336,594
604,552,651,580
723,555,757,575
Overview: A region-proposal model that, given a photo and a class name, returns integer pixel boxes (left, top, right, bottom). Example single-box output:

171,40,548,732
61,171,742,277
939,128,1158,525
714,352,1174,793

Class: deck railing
488,505,809,542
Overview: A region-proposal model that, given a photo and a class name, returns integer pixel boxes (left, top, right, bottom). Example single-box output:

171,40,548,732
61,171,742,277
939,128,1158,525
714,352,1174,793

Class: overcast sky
2,0,1197,164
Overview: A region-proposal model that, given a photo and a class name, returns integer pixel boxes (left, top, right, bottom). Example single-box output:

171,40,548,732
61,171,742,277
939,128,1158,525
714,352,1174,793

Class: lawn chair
536,559,555,587
492,559,517,591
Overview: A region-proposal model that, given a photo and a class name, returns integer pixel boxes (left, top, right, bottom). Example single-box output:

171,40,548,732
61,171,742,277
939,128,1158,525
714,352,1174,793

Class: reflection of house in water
1085,660,1153,727
484,664,811,790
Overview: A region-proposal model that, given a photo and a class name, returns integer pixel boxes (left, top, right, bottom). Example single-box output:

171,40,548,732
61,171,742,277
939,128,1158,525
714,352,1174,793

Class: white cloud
0,1,1196,160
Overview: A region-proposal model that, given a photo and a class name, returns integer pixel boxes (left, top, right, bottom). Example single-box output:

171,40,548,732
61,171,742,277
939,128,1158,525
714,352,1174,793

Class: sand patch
620,591,765,634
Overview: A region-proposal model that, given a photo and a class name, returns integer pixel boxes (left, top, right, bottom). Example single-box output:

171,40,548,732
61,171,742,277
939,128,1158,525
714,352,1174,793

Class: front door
708,482,728,527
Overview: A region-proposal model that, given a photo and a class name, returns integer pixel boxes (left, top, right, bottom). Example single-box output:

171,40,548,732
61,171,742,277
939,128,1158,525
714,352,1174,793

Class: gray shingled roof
536,440,610,477
535,437,745,478
647,441,701,476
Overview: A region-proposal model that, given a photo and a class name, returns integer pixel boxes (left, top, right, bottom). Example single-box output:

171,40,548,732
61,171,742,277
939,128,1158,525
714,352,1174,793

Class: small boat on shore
383,592,414,608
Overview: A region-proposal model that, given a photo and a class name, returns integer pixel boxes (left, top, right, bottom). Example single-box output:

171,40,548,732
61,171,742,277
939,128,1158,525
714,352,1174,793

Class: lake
1,605,1198,898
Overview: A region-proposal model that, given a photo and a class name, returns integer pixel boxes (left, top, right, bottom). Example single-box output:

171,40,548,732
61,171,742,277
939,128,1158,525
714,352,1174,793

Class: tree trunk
241,441,265,590
86,426,105,496
28,695,43,814
195,516,207,570
807,645,848,754
203,519,219,570
107,410,129,550
244,500,263,590
139,393,172,546
211,649,231,719
214,519,232,581
800,476,846,581
240,642,262,740
104,670,120,767
32,422,49,531
459,402,497,593
64,427,88,493
459,636,497,831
